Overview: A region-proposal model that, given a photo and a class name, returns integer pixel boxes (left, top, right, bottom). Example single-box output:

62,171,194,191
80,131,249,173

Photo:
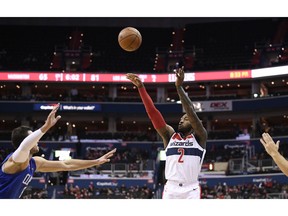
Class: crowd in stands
201,181,288,199
58,182,153,199
20,181,288,199
85,146,151,163
21,187,48,199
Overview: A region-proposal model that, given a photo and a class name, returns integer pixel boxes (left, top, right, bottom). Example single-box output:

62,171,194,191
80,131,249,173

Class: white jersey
165,132,206,184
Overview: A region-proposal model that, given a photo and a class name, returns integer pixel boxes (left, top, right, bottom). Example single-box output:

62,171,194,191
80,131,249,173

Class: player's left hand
41,103,62,133
175,66,185,87
260,132,280,157
96,148,117,165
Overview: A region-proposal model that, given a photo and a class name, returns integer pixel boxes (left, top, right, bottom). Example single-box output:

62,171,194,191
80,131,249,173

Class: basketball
118,27,142,52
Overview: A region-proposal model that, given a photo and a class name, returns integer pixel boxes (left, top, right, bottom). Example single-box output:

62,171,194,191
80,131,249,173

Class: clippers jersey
0,153,36,199
165,132,206,184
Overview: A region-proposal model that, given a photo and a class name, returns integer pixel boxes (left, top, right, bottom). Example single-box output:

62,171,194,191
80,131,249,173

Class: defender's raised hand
41,103,62,133
260,132,288,176
260,132,280,157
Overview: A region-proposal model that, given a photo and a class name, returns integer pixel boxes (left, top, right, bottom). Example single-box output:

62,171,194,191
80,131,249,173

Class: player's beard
178,124,193,135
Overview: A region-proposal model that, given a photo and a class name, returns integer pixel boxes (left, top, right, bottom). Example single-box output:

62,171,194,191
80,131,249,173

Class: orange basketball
118,27,142,52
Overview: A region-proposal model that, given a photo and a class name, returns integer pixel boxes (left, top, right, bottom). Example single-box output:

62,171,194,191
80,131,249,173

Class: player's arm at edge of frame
260,133,288,176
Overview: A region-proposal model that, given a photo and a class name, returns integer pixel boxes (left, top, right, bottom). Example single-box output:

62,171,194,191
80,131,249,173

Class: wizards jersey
0,153,36,199
165,132,206,184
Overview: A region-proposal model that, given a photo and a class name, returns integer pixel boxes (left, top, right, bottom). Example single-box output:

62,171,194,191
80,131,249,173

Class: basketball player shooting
126,66,207,199
0,103,116,199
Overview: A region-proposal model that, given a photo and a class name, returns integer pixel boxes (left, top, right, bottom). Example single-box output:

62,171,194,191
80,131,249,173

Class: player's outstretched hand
97,148,117,165
126,73,144,88
41,103,62,133
46,103,62,127
260,132,280,157
175,66,185,87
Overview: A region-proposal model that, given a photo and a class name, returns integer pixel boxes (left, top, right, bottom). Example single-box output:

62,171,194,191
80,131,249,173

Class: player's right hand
42,103,62,133
126,73,144,88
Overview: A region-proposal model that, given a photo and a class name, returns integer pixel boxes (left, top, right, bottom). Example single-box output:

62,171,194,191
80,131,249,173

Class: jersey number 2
178,148,184,163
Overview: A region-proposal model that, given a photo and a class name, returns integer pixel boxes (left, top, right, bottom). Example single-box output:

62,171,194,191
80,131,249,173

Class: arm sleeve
12,129,45,163
138,87,166,129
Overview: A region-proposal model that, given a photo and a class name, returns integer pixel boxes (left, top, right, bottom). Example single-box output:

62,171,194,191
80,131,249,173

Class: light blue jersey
0,153,36,199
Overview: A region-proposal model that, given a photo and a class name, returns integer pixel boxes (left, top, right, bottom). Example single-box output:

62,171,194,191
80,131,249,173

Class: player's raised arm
11,104,61,164
126,73,174,148
175,67,207,148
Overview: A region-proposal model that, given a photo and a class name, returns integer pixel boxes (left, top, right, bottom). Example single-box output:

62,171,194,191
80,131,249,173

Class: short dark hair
11,126,32,149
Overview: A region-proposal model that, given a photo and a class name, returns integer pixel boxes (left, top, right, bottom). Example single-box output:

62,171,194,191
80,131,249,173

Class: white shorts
162,180,201,199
